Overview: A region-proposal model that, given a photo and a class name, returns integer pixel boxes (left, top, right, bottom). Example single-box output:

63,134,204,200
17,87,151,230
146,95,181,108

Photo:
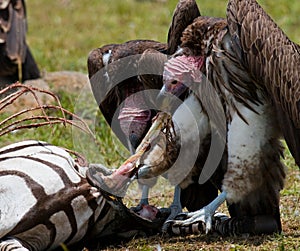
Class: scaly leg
139,185,150,205
167,191,227,233
161,185,183,232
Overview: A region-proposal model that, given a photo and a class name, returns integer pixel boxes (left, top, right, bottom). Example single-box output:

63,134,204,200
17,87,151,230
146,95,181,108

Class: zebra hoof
86,163,133,197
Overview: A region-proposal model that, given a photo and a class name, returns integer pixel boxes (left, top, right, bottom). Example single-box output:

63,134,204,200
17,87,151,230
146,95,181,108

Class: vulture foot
166,191,227,234
162,203,183,233
166,206,214,234
131,191,150,212
167,212,229,236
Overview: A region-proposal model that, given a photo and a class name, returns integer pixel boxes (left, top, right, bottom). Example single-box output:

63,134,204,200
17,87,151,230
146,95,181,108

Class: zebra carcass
0,140,169,251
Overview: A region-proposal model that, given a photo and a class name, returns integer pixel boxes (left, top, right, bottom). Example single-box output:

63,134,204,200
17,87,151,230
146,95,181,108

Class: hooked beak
156,86,174,111
157,85,185,113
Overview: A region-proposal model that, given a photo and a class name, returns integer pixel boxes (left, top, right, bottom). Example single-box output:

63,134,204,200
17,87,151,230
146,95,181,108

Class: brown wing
137,48,167,108
88,40,167,149
87,43,117,127
167,0,200,55
227,0,300,167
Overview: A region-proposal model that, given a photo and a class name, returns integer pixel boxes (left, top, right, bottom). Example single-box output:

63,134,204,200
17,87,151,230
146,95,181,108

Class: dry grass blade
0,82,95,140
0,105,95,138
0,82,64,122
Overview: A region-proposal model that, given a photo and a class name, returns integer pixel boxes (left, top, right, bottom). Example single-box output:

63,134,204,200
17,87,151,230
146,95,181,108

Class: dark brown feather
138,48,167,91
181,17,227,56
227,0,300,168
88,40,167,149
167,0,201,55
137,48,167,109
138,0,201,97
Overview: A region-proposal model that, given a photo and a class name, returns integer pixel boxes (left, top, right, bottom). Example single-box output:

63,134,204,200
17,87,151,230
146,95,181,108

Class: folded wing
227,0,300,167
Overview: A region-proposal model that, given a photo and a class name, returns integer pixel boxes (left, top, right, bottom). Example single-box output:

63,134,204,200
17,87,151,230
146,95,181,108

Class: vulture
87,0,226,229
87,39,168,208
87,40,167,153
0,0,40,87
153,0,297,235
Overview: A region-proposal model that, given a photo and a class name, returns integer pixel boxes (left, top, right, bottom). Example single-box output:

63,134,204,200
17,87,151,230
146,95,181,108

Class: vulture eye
171,80,178,85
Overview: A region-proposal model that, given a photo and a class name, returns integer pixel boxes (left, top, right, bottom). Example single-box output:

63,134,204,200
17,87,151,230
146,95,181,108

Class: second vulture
154,0,298,235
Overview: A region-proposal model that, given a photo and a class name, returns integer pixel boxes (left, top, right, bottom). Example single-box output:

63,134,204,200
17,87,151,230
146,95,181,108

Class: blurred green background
26,0,300,73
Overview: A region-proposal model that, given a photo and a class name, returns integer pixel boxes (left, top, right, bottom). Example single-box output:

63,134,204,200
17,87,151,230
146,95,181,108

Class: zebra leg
167,213,280,236
214,215,280,236
168,212,229,236
0,238,29,251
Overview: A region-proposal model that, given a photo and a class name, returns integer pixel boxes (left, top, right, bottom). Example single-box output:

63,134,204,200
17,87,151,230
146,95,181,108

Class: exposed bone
88,112,175,196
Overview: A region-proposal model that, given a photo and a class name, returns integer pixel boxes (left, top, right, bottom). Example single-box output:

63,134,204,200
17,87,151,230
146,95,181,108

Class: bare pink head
162,55,204,97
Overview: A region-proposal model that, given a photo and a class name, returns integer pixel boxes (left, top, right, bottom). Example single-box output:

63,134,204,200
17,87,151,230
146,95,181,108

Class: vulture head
87,40,167,151
116,83,154,150
160,17,227,101
162,54,204,97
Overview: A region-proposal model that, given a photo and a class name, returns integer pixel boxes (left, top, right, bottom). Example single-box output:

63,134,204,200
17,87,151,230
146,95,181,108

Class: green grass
25,0,300,73
1,0,300,250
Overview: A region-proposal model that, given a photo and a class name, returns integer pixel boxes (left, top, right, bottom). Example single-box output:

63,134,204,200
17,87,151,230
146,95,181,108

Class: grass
0,0,299,250
25,0,300,73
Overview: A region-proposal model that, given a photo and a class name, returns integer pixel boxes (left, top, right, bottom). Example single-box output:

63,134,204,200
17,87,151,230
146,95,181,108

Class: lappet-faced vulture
153,0,297,235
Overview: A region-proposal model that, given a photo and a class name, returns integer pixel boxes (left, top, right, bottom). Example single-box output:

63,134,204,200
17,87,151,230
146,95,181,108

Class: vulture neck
173,93,210,144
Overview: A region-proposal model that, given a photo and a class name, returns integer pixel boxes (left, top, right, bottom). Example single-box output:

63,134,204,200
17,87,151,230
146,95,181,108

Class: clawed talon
164,206,218,235
161,204,182,233
173,212,190,221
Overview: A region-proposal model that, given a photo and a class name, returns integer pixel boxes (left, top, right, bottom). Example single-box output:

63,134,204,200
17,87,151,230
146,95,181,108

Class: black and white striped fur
0,140,165,250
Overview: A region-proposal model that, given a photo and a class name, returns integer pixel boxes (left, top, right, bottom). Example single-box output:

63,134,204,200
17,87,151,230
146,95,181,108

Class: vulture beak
156,86,174,111
127,136,137,154
157,85,186,113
